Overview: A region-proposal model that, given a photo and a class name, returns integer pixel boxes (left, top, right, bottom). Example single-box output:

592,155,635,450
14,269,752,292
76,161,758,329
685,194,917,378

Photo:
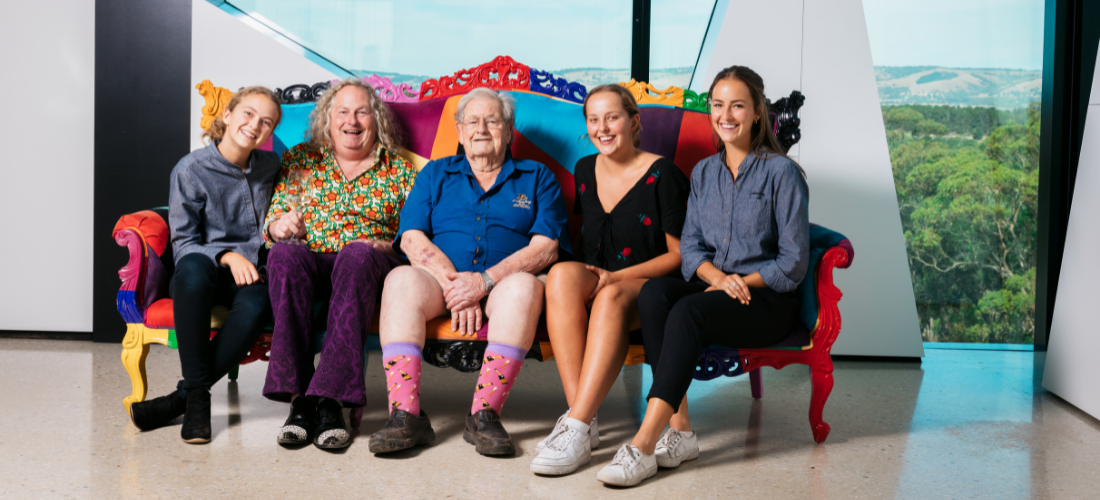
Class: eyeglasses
461,116,505,130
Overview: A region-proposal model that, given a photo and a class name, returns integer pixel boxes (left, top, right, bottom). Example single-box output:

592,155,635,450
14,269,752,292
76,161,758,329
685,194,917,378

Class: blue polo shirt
394,155,570,273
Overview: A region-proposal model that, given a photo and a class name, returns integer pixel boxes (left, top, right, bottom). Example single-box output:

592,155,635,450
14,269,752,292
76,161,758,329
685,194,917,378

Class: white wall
1042,37,1100,420
191,0,337,151
0,1,95,332
700,0,924,357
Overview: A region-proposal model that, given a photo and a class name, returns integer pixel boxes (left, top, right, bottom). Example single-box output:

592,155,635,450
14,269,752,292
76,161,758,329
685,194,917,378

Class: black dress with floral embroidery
572,154,690,272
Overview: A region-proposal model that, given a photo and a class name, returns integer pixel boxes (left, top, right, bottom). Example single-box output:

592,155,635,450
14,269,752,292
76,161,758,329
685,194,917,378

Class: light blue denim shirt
168,142,280,266
680,150,810,293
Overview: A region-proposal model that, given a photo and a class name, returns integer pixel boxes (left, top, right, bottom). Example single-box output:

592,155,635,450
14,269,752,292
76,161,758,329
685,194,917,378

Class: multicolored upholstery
120,56,851,442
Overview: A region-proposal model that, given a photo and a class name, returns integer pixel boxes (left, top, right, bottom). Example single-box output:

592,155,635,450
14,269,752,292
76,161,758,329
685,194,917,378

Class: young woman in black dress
531,84,689,476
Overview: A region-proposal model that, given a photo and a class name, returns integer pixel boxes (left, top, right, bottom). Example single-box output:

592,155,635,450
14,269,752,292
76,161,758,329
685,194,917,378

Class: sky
862,0,1045,70
232,0,714,76
229,0,1046,79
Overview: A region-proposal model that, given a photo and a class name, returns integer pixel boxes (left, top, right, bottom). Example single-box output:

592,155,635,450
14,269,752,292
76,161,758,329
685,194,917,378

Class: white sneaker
530,418,591,475
596,444,658,487
654,428,699,468
535,410,599,452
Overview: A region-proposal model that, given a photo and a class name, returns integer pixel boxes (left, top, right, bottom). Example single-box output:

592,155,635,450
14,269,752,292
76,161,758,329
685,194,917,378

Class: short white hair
454,88,516,124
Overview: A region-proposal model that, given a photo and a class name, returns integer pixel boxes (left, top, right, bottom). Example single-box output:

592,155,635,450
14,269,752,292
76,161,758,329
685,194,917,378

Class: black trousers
638,277,799,409
170,253,272,393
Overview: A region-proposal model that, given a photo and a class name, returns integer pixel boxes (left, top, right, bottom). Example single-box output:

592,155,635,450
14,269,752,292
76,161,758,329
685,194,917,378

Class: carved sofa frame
115,56,851,442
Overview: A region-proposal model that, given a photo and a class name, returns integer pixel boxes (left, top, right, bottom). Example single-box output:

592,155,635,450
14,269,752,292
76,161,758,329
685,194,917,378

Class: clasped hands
443,271,488,336
706,273,751,304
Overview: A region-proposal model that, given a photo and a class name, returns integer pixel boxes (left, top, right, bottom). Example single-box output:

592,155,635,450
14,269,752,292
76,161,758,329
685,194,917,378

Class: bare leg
545,262,599,405
630,397,676,455
379,267,446,348
484,273,544,350
568,280,645,424
669,397,692,432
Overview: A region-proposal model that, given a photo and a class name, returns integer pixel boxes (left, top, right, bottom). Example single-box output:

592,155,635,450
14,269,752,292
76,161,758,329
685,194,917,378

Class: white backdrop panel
191,0,338,151
1043,42,1100,419
795,0,923,357
0,0,95,332
701,0,803,160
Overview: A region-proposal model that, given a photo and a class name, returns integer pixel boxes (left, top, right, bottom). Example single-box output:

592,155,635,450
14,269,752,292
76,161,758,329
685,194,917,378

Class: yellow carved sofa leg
121,323,172,413
121,323,150,412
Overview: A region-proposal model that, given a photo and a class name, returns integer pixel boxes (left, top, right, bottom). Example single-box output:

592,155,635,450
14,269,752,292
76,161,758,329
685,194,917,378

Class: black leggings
171,253,272,393
638,277,799,409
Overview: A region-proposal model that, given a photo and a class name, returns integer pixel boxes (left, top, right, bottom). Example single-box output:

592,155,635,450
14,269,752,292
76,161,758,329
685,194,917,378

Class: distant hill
875,66,1041,109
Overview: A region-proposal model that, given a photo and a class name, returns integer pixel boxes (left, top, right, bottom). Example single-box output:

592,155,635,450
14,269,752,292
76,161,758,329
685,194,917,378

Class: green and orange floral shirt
263,143,417,253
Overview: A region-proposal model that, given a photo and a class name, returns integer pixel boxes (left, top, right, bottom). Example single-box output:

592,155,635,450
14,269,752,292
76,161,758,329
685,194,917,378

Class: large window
864,0,1045,344
227,0,634,87
649,0,716,89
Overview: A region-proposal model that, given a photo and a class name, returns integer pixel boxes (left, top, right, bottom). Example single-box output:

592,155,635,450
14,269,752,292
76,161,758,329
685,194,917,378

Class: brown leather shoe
368,410,436,454
464,409,515,456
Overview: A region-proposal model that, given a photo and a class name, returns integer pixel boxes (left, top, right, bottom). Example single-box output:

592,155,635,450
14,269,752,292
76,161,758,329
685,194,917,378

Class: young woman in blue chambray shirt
128,87,283,445
596,67,810,487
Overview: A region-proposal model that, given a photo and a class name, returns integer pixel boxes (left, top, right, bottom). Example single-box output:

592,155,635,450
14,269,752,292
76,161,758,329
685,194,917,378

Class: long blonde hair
305,77,403,152
202,86,283,144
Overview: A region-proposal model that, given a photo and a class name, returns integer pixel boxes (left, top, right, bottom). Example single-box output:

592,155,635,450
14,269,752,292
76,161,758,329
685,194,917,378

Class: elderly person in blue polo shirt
368,88,568,457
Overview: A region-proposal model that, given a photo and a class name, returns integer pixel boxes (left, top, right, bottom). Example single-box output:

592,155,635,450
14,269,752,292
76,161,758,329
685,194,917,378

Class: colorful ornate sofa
116,56,852,442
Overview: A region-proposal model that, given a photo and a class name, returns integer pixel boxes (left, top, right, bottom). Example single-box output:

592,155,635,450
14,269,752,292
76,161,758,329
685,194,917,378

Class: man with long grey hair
261,77,417,450
368,88,569,457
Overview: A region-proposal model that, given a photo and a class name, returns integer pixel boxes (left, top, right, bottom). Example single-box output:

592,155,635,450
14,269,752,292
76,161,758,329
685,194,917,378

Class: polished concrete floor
1,339,1098,499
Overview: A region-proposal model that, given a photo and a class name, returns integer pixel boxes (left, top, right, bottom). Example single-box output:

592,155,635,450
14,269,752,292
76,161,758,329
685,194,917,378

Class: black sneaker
368,410,436,454
313,398,351,449
129,391,186,431
181,389,211,444
464,409,515,456
278,397,318,446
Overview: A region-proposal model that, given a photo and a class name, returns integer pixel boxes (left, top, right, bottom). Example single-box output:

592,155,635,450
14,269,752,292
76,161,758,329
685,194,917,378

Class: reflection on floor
0,339,1097,499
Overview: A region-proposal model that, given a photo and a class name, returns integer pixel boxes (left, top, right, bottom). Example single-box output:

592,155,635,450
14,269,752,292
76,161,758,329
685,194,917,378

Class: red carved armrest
809,245,853,356
112,211,171,324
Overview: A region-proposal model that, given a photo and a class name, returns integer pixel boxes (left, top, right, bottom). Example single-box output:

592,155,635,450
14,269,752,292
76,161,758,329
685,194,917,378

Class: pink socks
384,342,527,416
470,343,526,415
382,343,423,415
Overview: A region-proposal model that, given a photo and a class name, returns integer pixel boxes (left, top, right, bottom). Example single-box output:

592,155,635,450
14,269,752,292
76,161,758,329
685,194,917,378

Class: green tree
915,119,948,137
883,102,1039,344
884,107,924,133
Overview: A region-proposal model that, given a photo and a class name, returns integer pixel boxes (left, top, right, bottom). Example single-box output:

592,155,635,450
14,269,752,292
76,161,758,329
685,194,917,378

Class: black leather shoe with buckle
278,397,318,446
464,409,515,456
368,410,436,454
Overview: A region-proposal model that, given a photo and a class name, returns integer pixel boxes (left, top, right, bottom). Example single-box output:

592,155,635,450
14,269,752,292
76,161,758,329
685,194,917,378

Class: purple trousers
262,242,397,408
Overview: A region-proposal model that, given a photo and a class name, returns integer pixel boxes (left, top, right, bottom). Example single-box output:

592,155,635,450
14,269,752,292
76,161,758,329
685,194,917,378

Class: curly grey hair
454,88,517,125
304,77,403,152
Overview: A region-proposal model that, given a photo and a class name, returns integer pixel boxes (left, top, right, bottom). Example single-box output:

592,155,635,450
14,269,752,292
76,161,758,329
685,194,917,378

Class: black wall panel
93,0,192,342
1036,0,1100,348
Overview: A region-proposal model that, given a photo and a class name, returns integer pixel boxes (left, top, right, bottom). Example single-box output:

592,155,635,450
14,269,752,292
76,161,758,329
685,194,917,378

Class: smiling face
456,96,511,164
585,91,639,156
709,78,760,152
328,85,378,156
220,93,279,151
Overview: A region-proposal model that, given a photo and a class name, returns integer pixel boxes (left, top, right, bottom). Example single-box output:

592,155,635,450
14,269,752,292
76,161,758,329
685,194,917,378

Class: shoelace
658,429,683,454
545,424,577,452
610,445,640,469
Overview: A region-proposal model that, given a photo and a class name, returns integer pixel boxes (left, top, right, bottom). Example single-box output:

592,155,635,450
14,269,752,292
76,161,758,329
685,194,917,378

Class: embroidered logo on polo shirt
512,194,532,209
